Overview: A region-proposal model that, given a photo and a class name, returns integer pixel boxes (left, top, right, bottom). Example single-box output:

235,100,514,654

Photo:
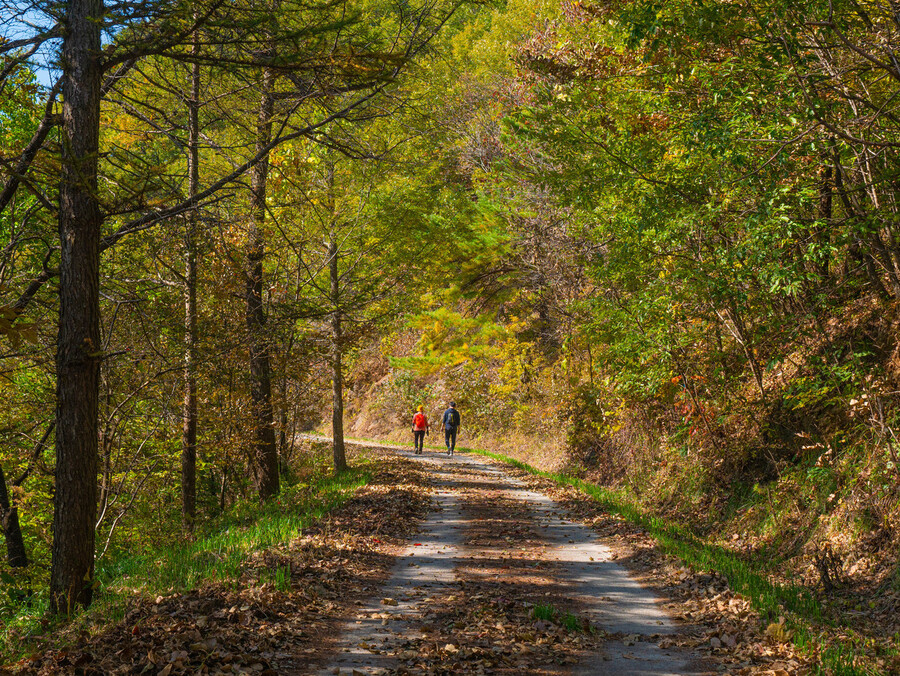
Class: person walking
412,406,429,455
442,402,461,456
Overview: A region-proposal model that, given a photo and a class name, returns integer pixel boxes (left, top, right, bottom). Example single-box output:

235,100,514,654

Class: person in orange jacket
411,405,429,455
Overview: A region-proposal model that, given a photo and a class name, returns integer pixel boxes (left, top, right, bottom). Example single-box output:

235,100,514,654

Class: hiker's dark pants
444,427,457,452
414,430,425,453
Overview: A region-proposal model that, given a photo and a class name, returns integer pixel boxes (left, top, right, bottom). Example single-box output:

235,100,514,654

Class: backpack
444,408,459,430
413,412,426,428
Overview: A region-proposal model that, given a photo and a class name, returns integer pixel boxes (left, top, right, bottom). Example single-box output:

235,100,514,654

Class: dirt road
320,445,712,675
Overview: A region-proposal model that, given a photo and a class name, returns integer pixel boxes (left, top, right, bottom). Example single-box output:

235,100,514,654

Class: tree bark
817,163,833,278
246,67,279,500
50,0,103,614
329,235,348,473
0,464,28,567
182,42,200,529
98,421,112,522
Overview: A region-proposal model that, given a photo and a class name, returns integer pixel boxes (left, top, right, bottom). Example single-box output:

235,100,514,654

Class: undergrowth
0,459,371,663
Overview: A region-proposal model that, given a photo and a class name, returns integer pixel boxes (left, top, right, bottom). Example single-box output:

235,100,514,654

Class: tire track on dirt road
319,455,465,675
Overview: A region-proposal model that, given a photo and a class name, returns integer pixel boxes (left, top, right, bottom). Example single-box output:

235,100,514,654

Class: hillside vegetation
341,0,900,657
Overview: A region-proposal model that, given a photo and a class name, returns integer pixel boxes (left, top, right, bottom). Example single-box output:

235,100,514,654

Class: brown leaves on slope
9,450,431,676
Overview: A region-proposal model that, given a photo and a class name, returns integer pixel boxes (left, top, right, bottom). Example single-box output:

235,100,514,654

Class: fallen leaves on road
496,461,819,674
388,583,600,675
374,463,604,675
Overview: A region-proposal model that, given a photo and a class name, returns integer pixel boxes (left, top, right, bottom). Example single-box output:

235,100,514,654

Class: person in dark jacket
442,402,461,456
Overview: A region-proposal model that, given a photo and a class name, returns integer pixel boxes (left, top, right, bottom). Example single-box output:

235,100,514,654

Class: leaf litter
6,449,431,676
6,446,829,676
335,461,607,675
490,459,823,675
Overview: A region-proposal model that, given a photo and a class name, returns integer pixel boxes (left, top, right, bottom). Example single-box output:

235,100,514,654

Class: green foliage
393,308,511,373
561,612,584,633
529,602,588,633
379,369,436,415
0,452,371,661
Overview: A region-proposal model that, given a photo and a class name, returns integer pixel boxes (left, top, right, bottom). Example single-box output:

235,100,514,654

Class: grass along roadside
0,460,372,665
459,444,890,676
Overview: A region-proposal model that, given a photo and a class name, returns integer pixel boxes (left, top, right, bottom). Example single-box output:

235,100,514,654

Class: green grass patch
0,461,372,663
532,602,555,622
98,467,370,594
530,602,588,633
561,611,582,632
459,445,882,676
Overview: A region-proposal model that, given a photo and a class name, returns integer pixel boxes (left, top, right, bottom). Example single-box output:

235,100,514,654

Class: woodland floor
5,443,819,676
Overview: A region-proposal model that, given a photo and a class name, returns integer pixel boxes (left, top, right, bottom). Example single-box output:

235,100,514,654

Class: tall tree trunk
817,163,833,278
278,333,295,462
585,341,594,385
50,0,103,614
329,235,348,473
182,43,200,529
0,465,27,567
246,68,279,500
219,466,228,512
97,425,112,520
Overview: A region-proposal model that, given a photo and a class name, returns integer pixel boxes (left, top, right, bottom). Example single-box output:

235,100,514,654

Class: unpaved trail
321,456,465,674
319,443,713,675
